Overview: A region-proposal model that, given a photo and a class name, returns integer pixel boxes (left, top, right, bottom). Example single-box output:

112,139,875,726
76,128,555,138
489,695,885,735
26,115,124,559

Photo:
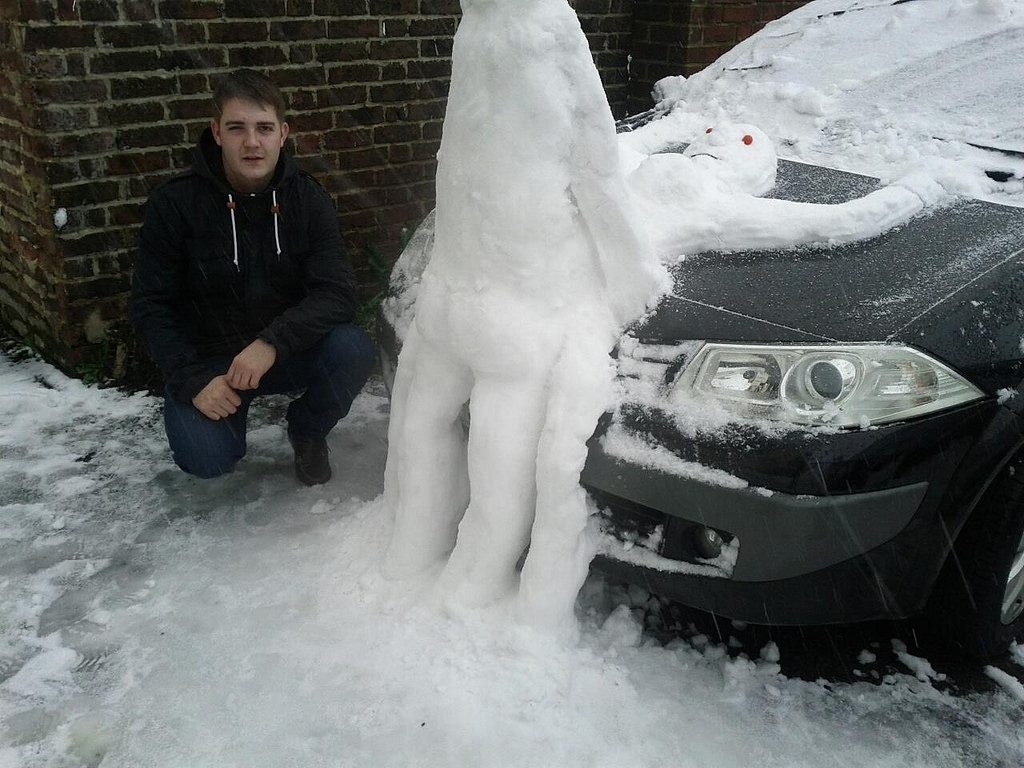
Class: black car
380,154,1024,659
379,0,1024,658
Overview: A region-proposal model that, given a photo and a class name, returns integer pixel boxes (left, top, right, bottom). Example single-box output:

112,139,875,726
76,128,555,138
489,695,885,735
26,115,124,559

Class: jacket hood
192,127,298,194
191,127,299,269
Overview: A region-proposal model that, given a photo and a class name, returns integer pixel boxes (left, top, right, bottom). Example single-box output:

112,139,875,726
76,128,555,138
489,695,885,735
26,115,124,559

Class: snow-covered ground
1,348,1022,767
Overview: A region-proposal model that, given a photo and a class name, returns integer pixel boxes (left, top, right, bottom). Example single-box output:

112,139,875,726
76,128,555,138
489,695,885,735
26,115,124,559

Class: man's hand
226,339,277,391
192,375,242,420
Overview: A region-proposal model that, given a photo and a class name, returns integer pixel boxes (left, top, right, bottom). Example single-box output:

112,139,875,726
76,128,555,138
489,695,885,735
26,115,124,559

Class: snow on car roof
638,0,1024,206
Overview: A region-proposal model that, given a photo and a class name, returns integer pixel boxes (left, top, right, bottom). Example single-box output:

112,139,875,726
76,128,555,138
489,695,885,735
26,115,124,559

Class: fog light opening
692,525,724,559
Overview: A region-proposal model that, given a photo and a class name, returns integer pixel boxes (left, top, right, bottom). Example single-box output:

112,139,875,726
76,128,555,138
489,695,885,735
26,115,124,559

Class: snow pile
636,0,1024,206
384,0,666,637
1,353,1023,766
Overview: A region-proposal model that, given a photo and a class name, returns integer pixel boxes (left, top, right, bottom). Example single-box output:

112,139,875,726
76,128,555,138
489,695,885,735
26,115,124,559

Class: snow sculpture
383,0,666,634
626,122,943,256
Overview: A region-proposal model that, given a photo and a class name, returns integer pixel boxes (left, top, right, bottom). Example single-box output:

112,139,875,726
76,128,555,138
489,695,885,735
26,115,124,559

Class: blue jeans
163,324,376,479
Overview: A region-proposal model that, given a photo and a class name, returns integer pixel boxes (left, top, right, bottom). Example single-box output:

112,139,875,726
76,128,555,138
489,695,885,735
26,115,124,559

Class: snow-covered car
379,0,1024,658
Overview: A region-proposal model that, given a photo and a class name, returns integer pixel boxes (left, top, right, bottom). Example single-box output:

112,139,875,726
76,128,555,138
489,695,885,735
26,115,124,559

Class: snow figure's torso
384,0,664,636
416,0,615,357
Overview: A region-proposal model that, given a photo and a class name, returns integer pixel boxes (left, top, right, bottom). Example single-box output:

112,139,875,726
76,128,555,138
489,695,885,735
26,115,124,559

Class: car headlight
671,343,985,427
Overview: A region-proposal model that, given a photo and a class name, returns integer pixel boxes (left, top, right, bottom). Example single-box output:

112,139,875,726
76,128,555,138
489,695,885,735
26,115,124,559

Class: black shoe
289,434,332,486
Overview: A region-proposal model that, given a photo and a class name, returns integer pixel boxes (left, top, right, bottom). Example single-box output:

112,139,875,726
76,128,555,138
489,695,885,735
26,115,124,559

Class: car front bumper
583,399,1000,625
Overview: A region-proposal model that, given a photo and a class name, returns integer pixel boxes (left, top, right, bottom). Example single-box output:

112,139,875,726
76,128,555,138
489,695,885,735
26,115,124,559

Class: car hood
633,163,1024,391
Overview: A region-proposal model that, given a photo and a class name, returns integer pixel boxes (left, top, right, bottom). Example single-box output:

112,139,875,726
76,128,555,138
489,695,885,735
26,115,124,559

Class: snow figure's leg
435,375,549,607
383,325,473,578
517,328,616,638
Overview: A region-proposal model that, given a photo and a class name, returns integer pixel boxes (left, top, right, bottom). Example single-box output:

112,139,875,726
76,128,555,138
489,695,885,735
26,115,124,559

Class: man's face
211,98,289,194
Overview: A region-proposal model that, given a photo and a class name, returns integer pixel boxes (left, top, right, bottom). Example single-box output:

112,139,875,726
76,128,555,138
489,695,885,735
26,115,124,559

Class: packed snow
2,351,1024,767
383,0,666,636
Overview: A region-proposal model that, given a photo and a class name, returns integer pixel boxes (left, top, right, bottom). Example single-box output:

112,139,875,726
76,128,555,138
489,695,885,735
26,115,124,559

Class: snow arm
728,184,927,250
653,182,934,256
567,67,670,325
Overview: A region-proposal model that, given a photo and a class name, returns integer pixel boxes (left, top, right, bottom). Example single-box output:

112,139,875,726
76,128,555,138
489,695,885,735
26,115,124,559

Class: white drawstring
226,194,239,269
271,190,282,256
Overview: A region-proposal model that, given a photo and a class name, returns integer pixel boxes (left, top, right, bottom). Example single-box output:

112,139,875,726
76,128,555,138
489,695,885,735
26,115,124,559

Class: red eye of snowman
705,127,713,134
742,134,754,145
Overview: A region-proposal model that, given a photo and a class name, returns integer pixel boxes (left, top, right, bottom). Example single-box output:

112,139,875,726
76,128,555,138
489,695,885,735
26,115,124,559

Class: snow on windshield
638,0,1024,206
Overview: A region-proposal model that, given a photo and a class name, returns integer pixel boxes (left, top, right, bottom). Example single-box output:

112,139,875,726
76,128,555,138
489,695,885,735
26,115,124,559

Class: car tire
921,453,1024,660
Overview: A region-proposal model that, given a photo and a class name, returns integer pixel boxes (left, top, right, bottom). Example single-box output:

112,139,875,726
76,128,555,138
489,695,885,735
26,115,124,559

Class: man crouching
130,69,375,485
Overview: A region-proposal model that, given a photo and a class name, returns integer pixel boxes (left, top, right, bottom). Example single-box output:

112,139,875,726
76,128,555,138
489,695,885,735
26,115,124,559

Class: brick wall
627,0,806,113
0,1,64,357
0,0,634,377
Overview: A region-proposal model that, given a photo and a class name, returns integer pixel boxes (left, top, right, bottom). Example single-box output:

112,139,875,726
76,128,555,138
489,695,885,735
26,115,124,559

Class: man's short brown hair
213,69,287,122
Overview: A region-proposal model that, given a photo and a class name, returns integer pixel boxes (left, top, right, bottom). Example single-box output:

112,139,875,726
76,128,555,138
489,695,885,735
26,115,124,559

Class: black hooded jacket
130,129,359,403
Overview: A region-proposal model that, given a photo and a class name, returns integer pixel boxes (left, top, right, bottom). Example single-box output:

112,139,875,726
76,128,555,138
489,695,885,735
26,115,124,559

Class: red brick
50,131,116,156
369,82,419,103
368,39,419,60
327,19,380,38
125,0,158,21
107,150,172,175
90,50,162,74
167,98,213,120
324,128,373,149
319,85,367,107
51,180,120,208
419,38,453,57
23,25,97,51
79,0,118,19
107,202,148,226
338,105,387,125
387,144,412,164
116,124,186,151
228,46,288,67
297,110,333,130
270,19,326,40
224,0,286,17
328,63,381,84
177,73,209,94
100,24,170,47
380,62,405,80
286,89,317,110
373,123,419,143
208,21,269,43
367,0,417,12
419,0,459,12
315,42,369,62
405,59,450,79
421,120,443,140
110,75,177,100
294,135,322,154
274,66,325,87
290,44,315,64
63,275,130,303
286,0,313,15
314,0,367,12
337,147,387,170
23,52,66,78
722,4,758,23
159,0,223,19
98,101,166,126
411,140,440,161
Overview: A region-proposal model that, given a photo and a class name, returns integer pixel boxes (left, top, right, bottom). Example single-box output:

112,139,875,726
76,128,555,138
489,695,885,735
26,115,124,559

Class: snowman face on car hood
683,123,778,196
